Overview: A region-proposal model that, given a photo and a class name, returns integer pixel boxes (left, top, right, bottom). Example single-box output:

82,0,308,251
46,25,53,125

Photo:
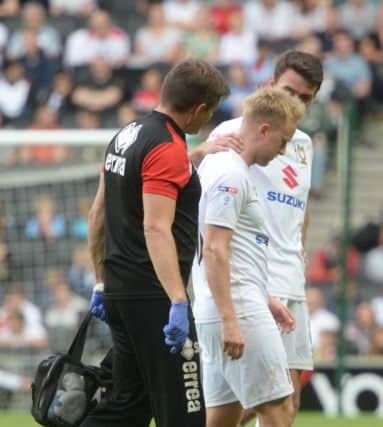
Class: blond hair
242,86,305,126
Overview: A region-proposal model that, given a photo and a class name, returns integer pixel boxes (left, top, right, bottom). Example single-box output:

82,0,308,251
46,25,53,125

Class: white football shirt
192,150,269,324
207,117,313,300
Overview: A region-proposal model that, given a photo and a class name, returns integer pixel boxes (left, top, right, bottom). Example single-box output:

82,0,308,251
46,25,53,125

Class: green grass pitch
1,412,382,426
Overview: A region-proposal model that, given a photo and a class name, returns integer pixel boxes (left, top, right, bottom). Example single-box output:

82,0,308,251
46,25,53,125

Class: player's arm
88,172,105,283
202,170,246,359
143,194,187,303
203,224,244,360
142,141,192,353
188,133,243,166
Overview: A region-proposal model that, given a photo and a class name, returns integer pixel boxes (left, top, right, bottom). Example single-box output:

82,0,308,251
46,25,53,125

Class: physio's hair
274,50,323,92
160,59,230,112
243,86,305,126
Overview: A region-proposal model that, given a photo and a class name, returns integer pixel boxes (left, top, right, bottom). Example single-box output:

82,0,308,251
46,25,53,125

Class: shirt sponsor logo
181,339,202,413
218,185,238,194
255,233,269,246
282,165,298,189
105,153,126,176
267,191,305,211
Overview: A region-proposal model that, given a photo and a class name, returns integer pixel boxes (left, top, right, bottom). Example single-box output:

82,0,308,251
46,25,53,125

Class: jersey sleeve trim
141,126,191,199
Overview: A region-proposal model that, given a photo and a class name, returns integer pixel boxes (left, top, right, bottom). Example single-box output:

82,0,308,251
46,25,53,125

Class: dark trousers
80,298,205,427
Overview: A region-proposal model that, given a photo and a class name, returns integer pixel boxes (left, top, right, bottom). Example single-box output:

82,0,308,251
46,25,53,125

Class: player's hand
163,301,189,354
268,295,296,333
203,134,244,156
221,318,245,360
90,283,106,322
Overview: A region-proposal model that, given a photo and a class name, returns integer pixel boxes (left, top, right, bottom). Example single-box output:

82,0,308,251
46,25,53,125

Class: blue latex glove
90,291,106,322
163,301,189,354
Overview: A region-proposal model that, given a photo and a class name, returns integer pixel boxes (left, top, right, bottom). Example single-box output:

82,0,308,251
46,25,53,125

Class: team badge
115,122,143,155
294,143,307,165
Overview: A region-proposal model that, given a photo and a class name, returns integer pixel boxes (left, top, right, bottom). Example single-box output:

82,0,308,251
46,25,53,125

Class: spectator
71,56,124,115
210,0,242,35
0,22,8,67
67,244,95,297
308,235,360,286
134,4,182,65
218,9,257,65
358,35,383,105
306,287,340,355
339,0,377,41
117,103,138,127
371,295,383,327
291,0,327,40
45,280,87,353
249,39,275,88
64,10,130,68
0,284,45,337
370,326,383,356
49,0,96,17
0,0,20,17
0,243,10,285
70,196,92,240
132,67,162,114
325,30,372,101
181,7,219,63
25,193,66,240
244,0,295,45
7,2,61,59
75,109,101,130
219,63,253,117
364,235,383,286
12,106,68,166
19,29,56,104
45,70,74,118
0,60,31,123
163,0,201,31
346,301,375,355
316,330,337,361
0,309,47,349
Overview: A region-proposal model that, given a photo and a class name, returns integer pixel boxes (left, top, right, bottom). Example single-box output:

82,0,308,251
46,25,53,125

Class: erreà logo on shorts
181,338,202,413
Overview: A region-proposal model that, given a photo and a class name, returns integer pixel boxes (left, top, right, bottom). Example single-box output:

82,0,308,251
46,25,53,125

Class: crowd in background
1,0,383,399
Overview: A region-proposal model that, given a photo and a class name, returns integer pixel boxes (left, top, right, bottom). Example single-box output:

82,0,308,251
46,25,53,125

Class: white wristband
93,282,104,293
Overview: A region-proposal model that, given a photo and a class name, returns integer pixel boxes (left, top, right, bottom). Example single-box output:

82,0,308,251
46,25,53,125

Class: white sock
254,417,260,427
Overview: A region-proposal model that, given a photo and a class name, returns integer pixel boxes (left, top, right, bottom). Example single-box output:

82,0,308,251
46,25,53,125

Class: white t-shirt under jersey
192,150,269,324
208,117,313,300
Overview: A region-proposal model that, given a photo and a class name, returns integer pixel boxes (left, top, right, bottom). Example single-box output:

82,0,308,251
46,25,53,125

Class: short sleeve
142,141,191,200
205,170,247,230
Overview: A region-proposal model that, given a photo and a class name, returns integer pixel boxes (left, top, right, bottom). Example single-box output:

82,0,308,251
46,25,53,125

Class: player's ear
194,103,207,116
259,122,270,137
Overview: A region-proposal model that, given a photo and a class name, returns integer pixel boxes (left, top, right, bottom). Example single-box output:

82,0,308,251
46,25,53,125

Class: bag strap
67,311,93,363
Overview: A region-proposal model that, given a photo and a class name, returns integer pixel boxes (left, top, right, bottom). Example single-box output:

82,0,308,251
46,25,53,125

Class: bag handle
67,311,93,363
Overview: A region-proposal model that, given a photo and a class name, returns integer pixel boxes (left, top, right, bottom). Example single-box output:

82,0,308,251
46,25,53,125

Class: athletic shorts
278,298,313,371
196,311,293,409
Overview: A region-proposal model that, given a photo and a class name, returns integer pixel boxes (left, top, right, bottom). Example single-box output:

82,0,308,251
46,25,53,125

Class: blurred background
0,0,383,419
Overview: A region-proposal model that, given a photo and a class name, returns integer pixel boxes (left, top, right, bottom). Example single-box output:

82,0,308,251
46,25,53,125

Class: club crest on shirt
294,143,307,165
115,122,143,155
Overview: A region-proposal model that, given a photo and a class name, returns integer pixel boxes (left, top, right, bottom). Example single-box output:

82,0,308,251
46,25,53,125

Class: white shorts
278,298,313,371
196,311,293,409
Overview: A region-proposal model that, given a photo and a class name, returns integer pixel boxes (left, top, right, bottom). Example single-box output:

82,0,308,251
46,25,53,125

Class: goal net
0,130,118,301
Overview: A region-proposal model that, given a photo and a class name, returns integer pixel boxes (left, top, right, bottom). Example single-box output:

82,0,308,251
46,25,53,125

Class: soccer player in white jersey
204,51,324,425
192,87,305,427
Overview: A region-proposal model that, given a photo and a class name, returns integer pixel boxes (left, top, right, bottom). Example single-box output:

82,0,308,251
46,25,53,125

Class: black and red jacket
103,111,201,299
